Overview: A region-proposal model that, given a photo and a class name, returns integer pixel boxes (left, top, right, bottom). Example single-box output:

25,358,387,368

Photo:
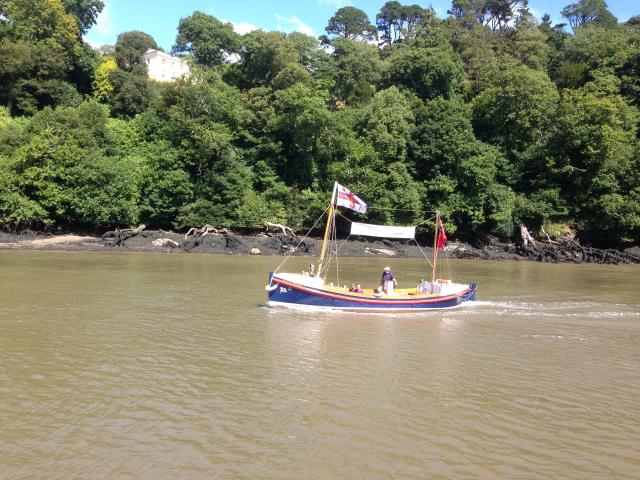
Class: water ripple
1,253,639,479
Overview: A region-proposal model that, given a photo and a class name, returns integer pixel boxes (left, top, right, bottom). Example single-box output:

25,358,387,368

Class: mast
431,211,439,285
317,182,338,277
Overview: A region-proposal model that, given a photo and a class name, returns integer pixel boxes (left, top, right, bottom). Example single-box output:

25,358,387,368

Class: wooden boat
265,183,477,311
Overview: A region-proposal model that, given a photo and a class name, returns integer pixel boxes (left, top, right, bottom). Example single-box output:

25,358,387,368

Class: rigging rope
273,205,448,282
273,203,330,275
412,239,434,269
444,246,453,281
366,206,440,213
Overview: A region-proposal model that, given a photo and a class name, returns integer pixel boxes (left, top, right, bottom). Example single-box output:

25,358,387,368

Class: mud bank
0,229,638,264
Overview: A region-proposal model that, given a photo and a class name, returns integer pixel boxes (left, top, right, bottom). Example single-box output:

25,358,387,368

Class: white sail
350,222,416,239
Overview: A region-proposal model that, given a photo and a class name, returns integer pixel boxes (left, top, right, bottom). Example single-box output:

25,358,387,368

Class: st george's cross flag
335,183,367,214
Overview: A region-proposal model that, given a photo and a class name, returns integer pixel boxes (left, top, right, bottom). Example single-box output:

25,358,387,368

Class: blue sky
86,0,637,51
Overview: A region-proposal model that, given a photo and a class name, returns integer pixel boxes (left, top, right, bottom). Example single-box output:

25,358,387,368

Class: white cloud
222,19,259,35
232,21,259,35
275,14,316,37
94,0,113,35
83,0,114,47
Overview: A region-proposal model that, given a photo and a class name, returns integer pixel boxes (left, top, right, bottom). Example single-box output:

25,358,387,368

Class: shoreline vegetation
1,228,638,264
1,1,639,249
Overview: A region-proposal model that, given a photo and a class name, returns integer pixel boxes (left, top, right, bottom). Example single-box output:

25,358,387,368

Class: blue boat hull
267,273,477,311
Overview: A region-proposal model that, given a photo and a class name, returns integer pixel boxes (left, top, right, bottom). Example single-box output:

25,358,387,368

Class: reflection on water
0,251,639,479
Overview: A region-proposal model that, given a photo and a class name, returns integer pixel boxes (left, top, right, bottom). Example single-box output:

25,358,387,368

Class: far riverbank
1,229,638,265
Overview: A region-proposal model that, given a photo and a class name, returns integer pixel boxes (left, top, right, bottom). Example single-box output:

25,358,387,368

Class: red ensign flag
437,221,447,250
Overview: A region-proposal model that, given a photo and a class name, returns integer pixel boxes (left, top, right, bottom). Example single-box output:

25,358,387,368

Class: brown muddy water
0,251,639,479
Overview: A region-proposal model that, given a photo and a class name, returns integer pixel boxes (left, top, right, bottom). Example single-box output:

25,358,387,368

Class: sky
86,0,638,51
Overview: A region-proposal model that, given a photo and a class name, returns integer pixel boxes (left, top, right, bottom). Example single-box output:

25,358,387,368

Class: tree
455,25,500,95
331,38,382,105
385,46,465,100
484,0,530,31
508,15,551,71
0,165,48,229
561,0,617,32
410,97,479,181
0,0,93,115
3,0,78,50
271,63,312,90
472,63,560,189
0,39,83,115
376,2,429,45
173,12,240,67
448,0,529,31
555,23,632,89
412,7,449,49
93,57,116,102
619,34,640,107
409,97,516,237
548,86,639,242
236,30,298,88
69,42,99,95
268,83,330,187
114,31,157,72
360,87,414,163
108,67,150,118
376,1,404,44
448,0,478,29
1,102,139,227
61,0,104,37
127,141,192,227
287,32,331,72
326,6,377,42
151,68,253,226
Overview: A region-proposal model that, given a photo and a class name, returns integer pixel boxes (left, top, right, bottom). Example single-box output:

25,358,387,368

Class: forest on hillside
0,0,639,245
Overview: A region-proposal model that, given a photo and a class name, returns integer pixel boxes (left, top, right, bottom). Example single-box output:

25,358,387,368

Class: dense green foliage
0,0,639,245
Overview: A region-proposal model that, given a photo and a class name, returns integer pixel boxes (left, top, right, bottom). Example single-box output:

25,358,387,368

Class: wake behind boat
265,182,477,312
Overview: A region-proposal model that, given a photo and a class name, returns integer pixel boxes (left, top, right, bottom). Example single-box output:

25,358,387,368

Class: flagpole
431,211,439,285
317,182,338,277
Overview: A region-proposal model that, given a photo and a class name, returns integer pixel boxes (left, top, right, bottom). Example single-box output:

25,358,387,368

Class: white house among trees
142,49,190,81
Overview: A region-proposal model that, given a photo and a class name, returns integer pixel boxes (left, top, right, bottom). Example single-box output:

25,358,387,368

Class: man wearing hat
380,266,397,295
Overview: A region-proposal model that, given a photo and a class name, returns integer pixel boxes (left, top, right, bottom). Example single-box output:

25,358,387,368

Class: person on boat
349,283,357,292
380,267,397,294
355,283,363,293
417,278,431,293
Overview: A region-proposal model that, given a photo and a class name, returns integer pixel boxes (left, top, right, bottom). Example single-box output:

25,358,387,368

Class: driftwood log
264,222,296,237
102,225,146,247
184,225,231,239
183,225,233,252
519,225,536,248
515,224,640,264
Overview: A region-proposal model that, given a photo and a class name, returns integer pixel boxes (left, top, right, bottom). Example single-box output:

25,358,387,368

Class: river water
1,251,638,479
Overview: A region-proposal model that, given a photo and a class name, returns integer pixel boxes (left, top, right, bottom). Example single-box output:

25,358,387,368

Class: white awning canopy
350,222,416,239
